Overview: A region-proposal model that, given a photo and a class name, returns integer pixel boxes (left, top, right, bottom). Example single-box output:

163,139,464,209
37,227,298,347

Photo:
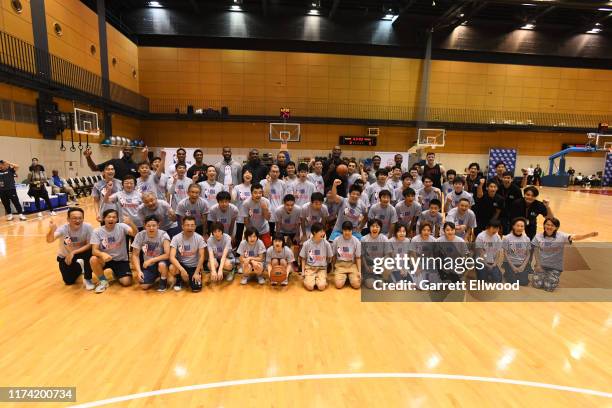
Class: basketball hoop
280,132,289,151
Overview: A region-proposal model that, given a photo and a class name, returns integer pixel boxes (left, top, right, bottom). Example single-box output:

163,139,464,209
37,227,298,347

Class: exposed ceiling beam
517,4,556,27
446,0,489,30
488,0,612,12
329,0,341,19
392,0,417,26
431,0,474,31
573,10,612,34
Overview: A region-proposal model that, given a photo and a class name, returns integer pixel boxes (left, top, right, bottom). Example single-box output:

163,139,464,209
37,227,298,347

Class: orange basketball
270,264,288,284
336,164,348,176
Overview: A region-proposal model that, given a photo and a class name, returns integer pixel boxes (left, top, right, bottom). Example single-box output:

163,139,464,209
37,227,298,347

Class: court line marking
71,372,612,407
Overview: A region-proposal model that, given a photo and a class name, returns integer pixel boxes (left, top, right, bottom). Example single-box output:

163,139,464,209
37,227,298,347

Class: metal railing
0,30,148,113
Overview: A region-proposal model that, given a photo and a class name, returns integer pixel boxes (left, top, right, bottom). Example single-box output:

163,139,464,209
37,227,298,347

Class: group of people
43,145,596,294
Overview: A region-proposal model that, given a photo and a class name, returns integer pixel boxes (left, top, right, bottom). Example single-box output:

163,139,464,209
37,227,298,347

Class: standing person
445,198,477,242
474,179,504,236
284,161,298,188
444,177,474,212
394,153,409,173
187,149,208,184
27,161,55,217
393,173,413,205
526,164,534,185
242,149,269,185
388,223,411,282
465,162,482,195
498,171,523,234
89,210,138,293
367,190,398,237
416,198,443,238
274,194,302,262
322,145,344,194
299,222,333,291
199,166,226,209
150,155,169,201
300,192,328,240
166,148,187,178
474,220,504,283
232,169,253,244
92,164,122,223
332,221,362,289
131,215,171,291
567,167,576,185
408,168,424,192
366,155,382,184
50,170,77,204
207,221,236,283
105,175,143,231
137,192,180,237
240,183,272,247
135,160,164,197
214,146,242,190
387,166,403,194
489,161,507,188
502,217,532,286
417,176,442,210
168,163,192,210
46,207,94,288
347,160,364,189
365,169,391,207
533,164,543,187
395,187,422,236
84,146,143,180
169,216,206,292
262,165,286,236
0,159,26,221
328,181,368,240
276,151,289,179
421,152,446,190
307,158,325,194
289,163,316,207
266,233,294,286
208,191,238,239
532,217,598,292
237,226,267,285
441,169,456,197
175,184,209,235
509,186,553,239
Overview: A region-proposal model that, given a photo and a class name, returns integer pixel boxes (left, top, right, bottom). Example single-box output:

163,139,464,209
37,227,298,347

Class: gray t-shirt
365,182,391,207
199,180,226,209
368,203,398,235
502,233,532,265
532,231,571,271
307,173,325,194
299,238,333,267
361,233,389,259
131,229,170,261
90,223,131,261
436,235,470,259
138,200,178,231
233,183,252,223
175,197,209,227
136,174,159,196
92,178,122,214
395,200,422,225
110,190,143,227
240,197,271,234
301,202,329,235
207,233,234,259
348,173,361,188
388,236,411,257
170,232,206,267
475,230,503,264
54,222,93,258
442,181,454,196
417,210,444,231
168,176,193,209
333,197,368,232
265,246,295,265
208,203,239,234
445,190,475,210
261,178,286,222
445,208,477,239
332,235,362,262
274,206,302,234
156,173,169,200
418,187,441,210
289,179,316,207
410,234,436,258
237,239,266,258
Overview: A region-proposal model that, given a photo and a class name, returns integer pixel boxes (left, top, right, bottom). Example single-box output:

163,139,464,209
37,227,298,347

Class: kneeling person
90,209,138,293
332,221,362,289
169,216,206,292
131,215,171,291
237,227,266,285
299,222,333,291
266,233,295,286
207,221,236,284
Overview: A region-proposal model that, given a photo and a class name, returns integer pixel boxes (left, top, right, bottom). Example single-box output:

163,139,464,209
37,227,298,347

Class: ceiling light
522,3,537,6
521,23,535,29
461,20,469,25
148,1,162,7
598,8,612,11
382,13,398,20
458,13,465,18
587,27,602,34
307,9,320,15
230,5,242,11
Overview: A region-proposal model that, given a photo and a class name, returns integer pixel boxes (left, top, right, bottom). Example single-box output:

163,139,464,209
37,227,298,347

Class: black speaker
36,94,60,140
221,106,229,117
187,105,194,115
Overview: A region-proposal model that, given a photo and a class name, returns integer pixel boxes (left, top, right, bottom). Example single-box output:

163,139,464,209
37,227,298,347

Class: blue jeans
477,264,502,283
329,229,363,241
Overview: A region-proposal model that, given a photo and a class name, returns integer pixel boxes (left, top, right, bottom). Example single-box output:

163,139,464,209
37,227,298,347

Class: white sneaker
83,279,95,291
19,214,27,221
6,214,13,221
257,276,266,285
50,211,57,216
76,259,85,274
37,212,43,218
94,280,109,293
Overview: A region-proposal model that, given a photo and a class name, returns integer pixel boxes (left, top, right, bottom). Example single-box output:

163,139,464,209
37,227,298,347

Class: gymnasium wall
0,0,33,42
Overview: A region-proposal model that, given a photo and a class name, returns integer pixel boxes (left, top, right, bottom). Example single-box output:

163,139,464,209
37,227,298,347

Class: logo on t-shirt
307,249,325,264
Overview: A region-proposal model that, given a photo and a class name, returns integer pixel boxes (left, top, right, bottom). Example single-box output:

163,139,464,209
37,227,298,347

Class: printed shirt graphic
307,173,325,194
208,203,239,233
171,232,206,267
361,234,389,259
169,177,192,209
199,181,226,208
388,237,411,257
332,235,361,262
207,233,233,259
274,206,302,234
395,200,422,224
233,183,252,223
417,210,444,230
418,187,441,210
261,179,286,222
55,222,93,258
240,197,271,234
502,233,532,265
176,197,209,226
137,200,177,231
265,246,295,264
92,178,122,213
111,190,143,227
445,208,477,238
368,203,398,234
289,180,315,207
91,223,131,261
475,231,503,264
446,190,475,210
237,239,266,258
532,231,570,271
301,202,329,233
136,174,158,195
299,239,332,267
333,197,367,232
132,229,170,261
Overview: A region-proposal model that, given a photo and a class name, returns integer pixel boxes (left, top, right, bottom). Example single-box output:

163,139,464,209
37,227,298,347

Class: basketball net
280,134,288,151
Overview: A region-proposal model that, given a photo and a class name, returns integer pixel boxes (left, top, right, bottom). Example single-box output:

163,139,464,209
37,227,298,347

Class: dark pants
269,222,276,236
57,249,93,284
0,189,23,214
235,222,245,243
30,188,53,211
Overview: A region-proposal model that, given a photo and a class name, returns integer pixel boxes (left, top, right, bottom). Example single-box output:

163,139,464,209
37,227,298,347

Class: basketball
269,264,288,284
336,163,348,176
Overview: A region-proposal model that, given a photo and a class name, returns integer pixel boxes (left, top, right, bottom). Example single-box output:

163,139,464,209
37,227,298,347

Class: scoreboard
339,136,377,146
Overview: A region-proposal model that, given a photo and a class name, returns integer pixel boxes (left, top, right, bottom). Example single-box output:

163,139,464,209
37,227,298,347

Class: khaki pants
334,261,360,289
303,265,327,291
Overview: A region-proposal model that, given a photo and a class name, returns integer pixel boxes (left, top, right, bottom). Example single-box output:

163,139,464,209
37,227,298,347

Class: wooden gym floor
0,187,610,407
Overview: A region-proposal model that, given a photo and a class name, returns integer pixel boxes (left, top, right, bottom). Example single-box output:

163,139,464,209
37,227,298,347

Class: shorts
260,232,272,248
182,264,202,291
303,265,328,290
105,260,132,279
334,260,360,288
142,261,167,284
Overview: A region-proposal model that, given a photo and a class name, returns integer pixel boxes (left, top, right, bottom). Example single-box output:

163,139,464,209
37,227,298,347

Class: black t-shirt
474,193,505,226
422,164,442,189
567,169,575,176
0,167,16,191
242,161,269,185
498,182,522,219
187,164,208,183
323,158,346,196
533,167,542,177
465,175,482,196
97,157,138,180
509,198,548,238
